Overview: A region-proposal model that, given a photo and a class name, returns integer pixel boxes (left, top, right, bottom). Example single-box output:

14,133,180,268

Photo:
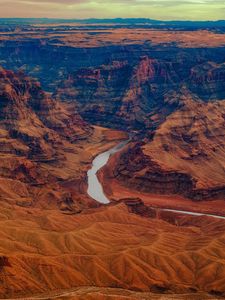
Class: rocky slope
55,56,180,129
0,26,223,199
59,55,225,199
56,54,225,127
104,96,225,200
0,26,224,89
0,66,98,212
0,24,225,300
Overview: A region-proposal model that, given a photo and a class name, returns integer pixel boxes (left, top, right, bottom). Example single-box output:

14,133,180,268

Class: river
87,139,130,204
87,140,225,220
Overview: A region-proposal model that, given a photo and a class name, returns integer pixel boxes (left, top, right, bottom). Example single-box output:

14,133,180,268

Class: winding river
87,139,225,220
87,139,130,204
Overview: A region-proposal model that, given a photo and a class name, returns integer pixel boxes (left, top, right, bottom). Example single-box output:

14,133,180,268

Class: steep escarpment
56,54,225,131
56,60,133,128
189,61,225,101
0,29,224,96
60,54,225,200
108,97,225,200
117,56,180,129
56,55,184,129
0,27,224,132
0,67,94,211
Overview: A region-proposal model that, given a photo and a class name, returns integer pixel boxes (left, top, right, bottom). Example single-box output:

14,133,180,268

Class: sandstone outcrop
0,67,93,211
106,96,225,200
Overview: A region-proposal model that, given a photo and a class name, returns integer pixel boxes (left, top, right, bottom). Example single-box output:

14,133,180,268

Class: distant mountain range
0,18,225,27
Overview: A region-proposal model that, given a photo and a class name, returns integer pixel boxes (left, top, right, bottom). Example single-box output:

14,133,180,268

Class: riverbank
2,129,225,298
99,171,225,218
95,139,225,218
87,138,130,204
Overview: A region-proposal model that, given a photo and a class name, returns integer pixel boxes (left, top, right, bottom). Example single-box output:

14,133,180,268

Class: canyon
0,21,225,299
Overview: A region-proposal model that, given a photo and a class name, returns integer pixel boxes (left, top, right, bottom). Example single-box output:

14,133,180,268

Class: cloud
0,0,224,20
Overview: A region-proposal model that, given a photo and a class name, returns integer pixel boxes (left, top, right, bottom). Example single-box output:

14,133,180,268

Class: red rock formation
1,26,225,300
189,62,225,100
123,197,157,218
0,67,93,211
108,96,225,200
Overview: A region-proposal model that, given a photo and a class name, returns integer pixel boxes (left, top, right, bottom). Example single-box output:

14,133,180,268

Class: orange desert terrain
0,20,225,300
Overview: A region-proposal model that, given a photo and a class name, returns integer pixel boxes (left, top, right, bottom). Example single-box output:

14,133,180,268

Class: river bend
87,140,225,220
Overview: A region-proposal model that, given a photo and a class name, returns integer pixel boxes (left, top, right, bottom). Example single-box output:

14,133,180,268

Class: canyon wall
0,67,95,212
0,27,224,199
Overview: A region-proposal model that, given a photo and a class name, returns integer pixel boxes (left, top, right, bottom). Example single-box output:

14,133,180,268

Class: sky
0,0,224,20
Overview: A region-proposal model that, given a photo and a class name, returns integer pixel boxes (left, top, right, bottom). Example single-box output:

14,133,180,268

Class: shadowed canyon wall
0,26,224,199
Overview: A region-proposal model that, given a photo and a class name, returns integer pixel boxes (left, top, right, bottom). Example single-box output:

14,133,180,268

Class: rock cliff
56,53,225,199
0,26,224,199
108,96,225,200
0,67,93,211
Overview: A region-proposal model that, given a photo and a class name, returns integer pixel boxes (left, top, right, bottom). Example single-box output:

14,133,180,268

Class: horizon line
0,17,224,22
